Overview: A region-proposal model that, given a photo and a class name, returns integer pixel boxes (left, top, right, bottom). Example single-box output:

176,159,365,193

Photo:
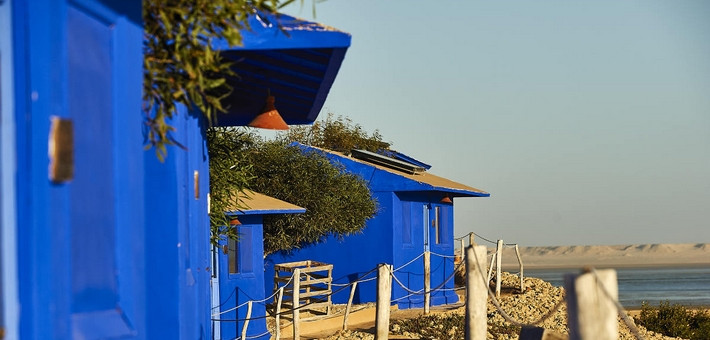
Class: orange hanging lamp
248,94,289,130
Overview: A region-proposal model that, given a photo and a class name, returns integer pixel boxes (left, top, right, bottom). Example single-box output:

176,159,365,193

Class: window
227,227,253,274
228,238,238,274
434,206,441,244
402,203,412,244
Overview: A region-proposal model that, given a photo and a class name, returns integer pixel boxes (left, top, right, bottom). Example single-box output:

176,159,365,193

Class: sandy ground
493,242,710,269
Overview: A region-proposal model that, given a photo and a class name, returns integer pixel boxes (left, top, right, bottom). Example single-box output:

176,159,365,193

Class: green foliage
206,127,257,244
143,0,282,160
635,301,710,340
243,141,377,254
280,113,391,154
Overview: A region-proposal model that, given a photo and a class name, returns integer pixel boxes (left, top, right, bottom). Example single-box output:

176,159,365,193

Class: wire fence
212,230,644,340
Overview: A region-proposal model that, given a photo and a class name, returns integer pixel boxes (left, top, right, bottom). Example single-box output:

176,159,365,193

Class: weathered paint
265,146,488,308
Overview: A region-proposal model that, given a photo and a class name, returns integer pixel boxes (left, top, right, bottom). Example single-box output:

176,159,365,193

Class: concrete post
495,239,503,298
375,264,392,340
464,245,488,340
515,244,525,292
565,269,618,340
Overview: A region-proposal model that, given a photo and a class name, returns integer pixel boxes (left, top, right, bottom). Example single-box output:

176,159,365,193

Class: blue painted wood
213,12,351,127
143,107,211,339
265,145,479,309
216,215,270,340
8,0,171,338
0,1,19,338
212,12,351,51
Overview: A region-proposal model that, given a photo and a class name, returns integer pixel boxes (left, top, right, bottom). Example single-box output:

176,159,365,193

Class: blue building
212,191,305,340
266,145,490,309
0,1,349,338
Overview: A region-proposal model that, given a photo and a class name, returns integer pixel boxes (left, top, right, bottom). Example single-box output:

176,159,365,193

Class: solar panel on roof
351,149,426,175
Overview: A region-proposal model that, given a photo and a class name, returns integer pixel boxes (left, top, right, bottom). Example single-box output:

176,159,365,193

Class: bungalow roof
226,190,306,216
212,11,351,127
298,144,490,198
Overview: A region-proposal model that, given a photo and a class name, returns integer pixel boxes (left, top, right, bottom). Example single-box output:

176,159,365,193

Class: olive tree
243,141,377,254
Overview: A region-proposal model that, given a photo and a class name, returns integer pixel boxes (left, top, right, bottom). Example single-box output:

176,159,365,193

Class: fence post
565,269,618,340
375,264,392,340
468,232,475,247
464,245,488,340
514,244,525,292
274,286,284,340
241,300,252,340
343,281,359,330
495,239,503,298
292,268,301,340
424,250,431,314
486,251,495,283
460,238,465,264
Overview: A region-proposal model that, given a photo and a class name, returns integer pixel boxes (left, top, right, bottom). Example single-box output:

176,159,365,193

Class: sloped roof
226,190,305,216
297,144,489,197
212,11,351,127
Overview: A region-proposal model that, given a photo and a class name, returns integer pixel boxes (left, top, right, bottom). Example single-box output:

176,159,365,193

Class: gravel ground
315,272,686,340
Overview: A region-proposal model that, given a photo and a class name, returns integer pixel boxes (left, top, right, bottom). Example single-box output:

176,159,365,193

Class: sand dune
495,242,710,269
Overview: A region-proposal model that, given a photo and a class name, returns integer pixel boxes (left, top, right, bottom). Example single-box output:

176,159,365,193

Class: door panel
66,3,133,338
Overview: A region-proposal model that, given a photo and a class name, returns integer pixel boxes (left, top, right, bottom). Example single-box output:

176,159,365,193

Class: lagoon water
525,265,710,308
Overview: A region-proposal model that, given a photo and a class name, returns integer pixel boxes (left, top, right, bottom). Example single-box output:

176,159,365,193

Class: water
524,265,710,308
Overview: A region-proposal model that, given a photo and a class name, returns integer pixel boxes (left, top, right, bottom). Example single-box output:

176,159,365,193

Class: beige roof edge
227,190,305,214
301,144,489,196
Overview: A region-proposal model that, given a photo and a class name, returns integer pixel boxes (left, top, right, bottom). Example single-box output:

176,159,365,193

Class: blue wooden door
13,0,145,339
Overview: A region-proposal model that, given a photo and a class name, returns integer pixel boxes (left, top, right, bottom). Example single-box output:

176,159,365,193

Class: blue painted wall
265,148,462,308
144,106,211,339
215,215,269,340
6,0,211,338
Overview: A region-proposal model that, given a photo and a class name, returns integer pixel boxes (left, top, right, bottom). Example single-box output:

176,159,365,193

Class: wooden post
460,238,465,264
424,251,431,314
327,267,333,315
292,268,301,340
495,239,503,298
343,281,359,330
565,269,618,340
486,251,495,284
514,244,525,292
274,287,284,340
464,245,488,340
468,232,475,246
375,264,392,340
241,300,252,340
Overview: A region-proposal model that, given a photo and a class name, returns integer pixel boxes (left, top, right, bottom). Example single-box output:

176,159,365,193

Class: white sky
274,0,710,246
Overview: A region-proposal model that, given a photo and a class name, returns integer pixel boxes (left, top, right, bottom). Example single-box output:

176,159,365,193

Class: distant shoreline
503,261,710,271
488,242,710,271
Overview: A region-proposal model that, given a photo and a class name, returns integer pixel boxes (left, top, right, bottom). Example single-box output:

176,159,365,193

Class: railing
212,231,644,340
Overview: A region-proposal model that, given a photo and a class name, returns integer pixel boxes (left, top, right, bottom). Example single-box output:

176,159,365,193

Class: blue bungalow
0,1,349,338
266,145,490,309
212,191,305,340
